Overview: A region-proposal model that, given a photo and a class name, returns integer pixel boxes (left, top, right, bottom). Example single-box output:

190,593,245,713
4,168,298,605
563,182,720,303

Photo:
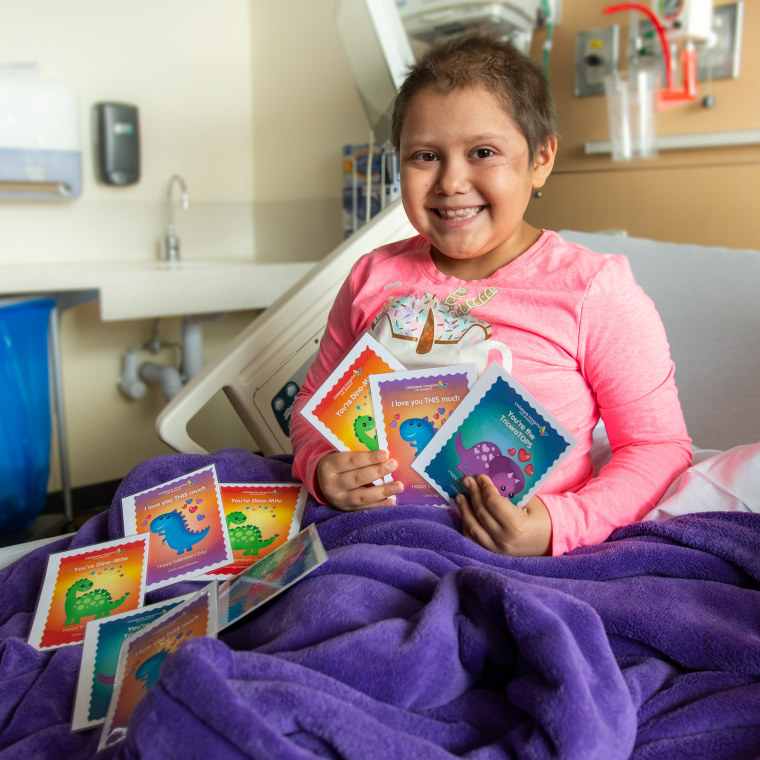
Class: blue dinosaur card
411,362,577,509
98,583,217,751
72,594,191,731
369,365,476,506
121,464,233,591
26,534,149,651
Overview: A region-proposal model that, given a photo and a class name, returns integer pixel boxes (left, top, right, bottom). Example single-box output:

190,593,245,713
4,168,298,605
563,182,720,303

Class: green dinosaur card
27,534,149,651
121,464,233,591
300,332,405,453
199,482,307,580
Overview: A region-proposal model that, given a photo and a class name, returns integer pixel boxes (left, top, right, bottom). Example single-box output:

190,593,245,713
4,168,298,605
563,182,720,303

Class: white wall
250,0,371,262
0,0,261,492
0,0,388,497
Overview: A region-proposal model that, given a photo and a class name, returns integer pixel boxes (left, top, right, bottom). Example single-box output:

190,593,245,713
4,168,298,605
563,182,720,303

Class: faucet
163,174,189,262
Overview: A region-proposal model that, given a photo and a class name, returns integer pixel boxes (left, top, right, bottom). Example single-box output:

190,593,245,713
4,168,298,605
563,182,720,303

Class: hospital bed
1,218,759,757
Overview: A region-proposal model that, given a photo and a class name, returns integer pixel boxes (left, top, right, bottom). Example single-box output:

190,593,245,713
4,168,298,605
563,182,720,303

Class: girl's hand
317,450,404,511
456,474,552,556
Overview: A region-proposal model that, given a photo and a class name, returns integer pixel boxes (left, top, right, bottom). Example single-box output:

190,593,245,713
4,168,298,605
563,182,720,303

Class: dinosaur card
72,594,191,731
411,362,577,509
121,464,233,591
98,583,217,751
218,522,327,630
369,365,477,506
199,482,307,580
301,332,405,454
27,535,149,651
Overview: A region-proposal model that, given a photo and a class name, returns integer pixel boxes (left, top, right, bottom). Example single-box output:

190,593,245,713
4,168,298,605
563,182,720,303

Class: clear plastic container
603,69,659,161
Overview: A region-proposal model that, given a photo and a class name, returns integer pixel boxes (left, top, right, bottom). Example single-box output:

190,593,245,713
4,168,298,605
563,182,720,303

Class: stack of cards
26,465,325,750
302,335,578,510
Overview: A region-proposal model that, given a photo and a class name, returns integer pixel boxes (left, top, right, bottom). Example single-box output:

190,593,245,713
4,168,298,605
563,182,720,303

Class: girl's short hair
391,32,557,161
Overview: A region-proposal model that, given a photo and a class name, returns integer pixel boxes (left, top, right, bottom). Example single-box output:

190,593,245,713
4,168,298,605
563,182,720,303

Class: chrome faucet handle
163,174,189,262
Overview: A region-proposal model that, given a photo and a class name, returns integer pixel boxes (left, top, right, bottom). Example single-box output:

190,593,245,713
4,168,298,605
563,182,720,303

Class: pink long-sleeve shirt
290,230,692,554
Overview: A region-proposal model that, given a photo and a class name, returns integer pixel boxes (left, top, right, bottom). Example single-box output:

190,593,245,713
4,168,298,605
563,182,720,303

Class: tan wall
524,0,760,248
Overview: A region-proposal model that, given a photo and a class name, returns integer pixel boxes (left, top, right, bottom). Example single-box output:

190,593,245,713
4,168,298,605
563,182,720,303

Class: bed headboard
560,230,760,452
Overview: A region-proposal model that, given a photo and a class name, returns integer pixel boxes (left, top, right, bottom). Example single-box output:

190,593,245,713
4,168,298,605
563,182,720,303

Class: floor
0,508,105,549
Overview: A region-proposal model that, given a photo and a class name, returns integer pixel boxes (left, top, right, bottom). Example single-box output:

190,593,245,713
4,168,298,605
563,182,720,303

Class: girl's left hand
456,475,552,556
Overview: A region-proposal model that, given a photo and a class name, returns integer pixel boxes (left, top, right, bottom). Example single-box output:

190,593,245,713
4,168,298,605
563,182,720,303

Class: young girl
289,33,692,556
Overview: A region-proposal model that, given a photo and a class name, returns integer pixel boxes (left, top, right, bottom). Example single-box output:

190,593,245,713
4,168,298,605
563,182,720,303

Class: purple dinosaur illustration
454,433,525,499
399,417,436,454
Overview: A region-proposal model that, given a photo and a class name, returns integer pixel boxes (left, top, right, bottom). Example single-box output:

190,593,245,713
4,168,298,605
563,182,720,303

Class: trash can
0,298,55,535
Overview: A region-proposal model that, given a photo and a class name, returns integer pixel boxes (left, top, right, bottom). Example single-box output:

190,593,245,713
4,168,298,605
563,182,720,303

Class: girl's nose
434,157,471,195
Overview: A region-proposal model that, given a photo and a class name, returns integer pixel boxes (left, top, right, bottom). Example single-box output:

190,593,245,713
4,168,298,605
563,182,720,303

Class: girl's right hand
316,450,403,511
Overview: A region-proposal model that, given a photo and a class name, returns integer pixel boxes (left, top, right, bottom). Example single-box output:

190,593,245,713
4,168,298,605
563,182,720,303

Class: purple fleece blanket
2,447,760,759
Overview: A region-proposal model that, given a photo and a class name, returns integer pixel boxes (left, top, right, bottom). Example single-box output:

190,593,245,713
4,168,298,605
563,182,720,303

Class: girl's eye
413,151,437,162
473,148,495,159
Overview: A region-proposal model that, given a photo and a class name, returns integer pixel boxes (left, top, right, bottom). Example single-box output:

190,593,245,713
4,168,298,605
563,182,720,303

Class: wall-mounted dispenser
0,74,82,200
94,102,140,186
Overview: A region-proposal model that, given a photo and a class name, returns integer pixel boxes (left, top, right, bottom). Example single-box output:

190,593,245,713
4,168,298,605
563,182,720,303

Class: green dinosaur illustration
64,577,130,626
227,512,279,556
353,414,378,451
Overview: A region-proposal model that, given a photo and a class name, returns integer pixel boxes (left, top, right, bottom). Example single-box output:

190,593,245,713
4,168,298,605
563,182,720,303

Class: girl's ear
532,137,557,189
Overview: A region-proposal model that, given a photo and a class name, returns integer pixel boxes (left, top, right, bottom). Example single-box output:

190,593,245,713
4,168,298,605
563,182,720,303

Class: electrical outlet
575,25,619,97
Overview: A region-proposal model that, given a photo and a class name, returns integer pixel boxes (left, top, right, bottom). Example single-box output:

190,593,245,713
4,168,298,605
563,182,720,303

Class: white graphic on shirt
369,287,512,374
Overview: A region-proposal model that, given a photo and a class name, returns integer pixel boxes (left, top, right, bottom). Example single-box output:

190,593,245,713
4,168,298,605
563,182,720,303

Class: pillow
645,443,760,521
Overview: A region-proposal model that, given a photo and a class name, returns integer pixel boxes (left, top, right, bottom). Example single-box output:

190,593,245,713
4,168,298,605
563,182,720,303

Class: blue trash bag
0,298,55,535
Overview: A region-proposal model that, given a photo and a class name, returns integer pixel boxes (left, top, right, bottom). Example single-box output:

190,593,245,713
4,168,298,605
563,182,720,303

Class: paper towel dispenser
0,75,83,200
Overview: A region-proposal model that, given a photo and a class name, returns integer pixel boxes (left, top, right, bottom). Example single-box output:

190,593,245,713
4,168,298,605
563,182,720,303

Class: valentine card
218,522,327,630
370,365,476,506
72,594,191,731
301,332,405,453
27,536,149,651
412,362,577,508
199,482,307,580
121,464,232,591
98,583,217,750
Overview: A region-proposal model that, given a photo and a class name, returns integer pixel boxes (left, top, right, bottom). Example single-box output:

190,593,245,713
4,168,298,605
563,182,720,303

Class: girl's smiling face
399,85,556,281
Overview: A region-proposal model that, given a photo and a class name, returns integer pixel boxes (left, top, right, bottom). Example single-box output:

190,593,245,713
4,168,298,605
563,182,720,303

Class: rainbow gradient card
301,332,405,452
121,464,232,591
98,583,217,751
72,595,191,731
201,482,307,580
412,362,577,509
370,365,476,506
27,535,149,651
218,523,327,630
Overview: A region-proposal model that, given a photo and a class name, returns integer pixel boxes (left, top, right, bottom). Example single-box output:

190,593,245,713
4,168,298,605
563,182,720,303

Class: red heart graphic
525,464,534,476
434,413,440,419
508,448,516,456
518,448,531,462
394,413,400,420
189,506,198,513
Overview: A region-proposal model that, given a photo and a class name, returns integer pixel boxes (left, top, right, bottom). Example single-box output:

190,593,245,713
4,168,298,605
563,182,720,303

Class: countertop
0,259,318,320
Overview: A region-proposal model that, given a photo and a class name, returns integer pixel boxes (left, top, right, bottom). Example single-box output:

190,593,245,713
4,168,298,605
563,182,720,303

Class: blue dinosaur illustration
135,649,169,691
150,510,210,555
399,417,436,454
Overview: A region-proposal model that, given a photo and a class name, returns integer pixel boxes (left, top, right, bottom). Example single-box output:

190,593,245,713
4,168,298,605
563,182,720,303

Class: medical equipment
604,1,715,110
398,0,543,53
